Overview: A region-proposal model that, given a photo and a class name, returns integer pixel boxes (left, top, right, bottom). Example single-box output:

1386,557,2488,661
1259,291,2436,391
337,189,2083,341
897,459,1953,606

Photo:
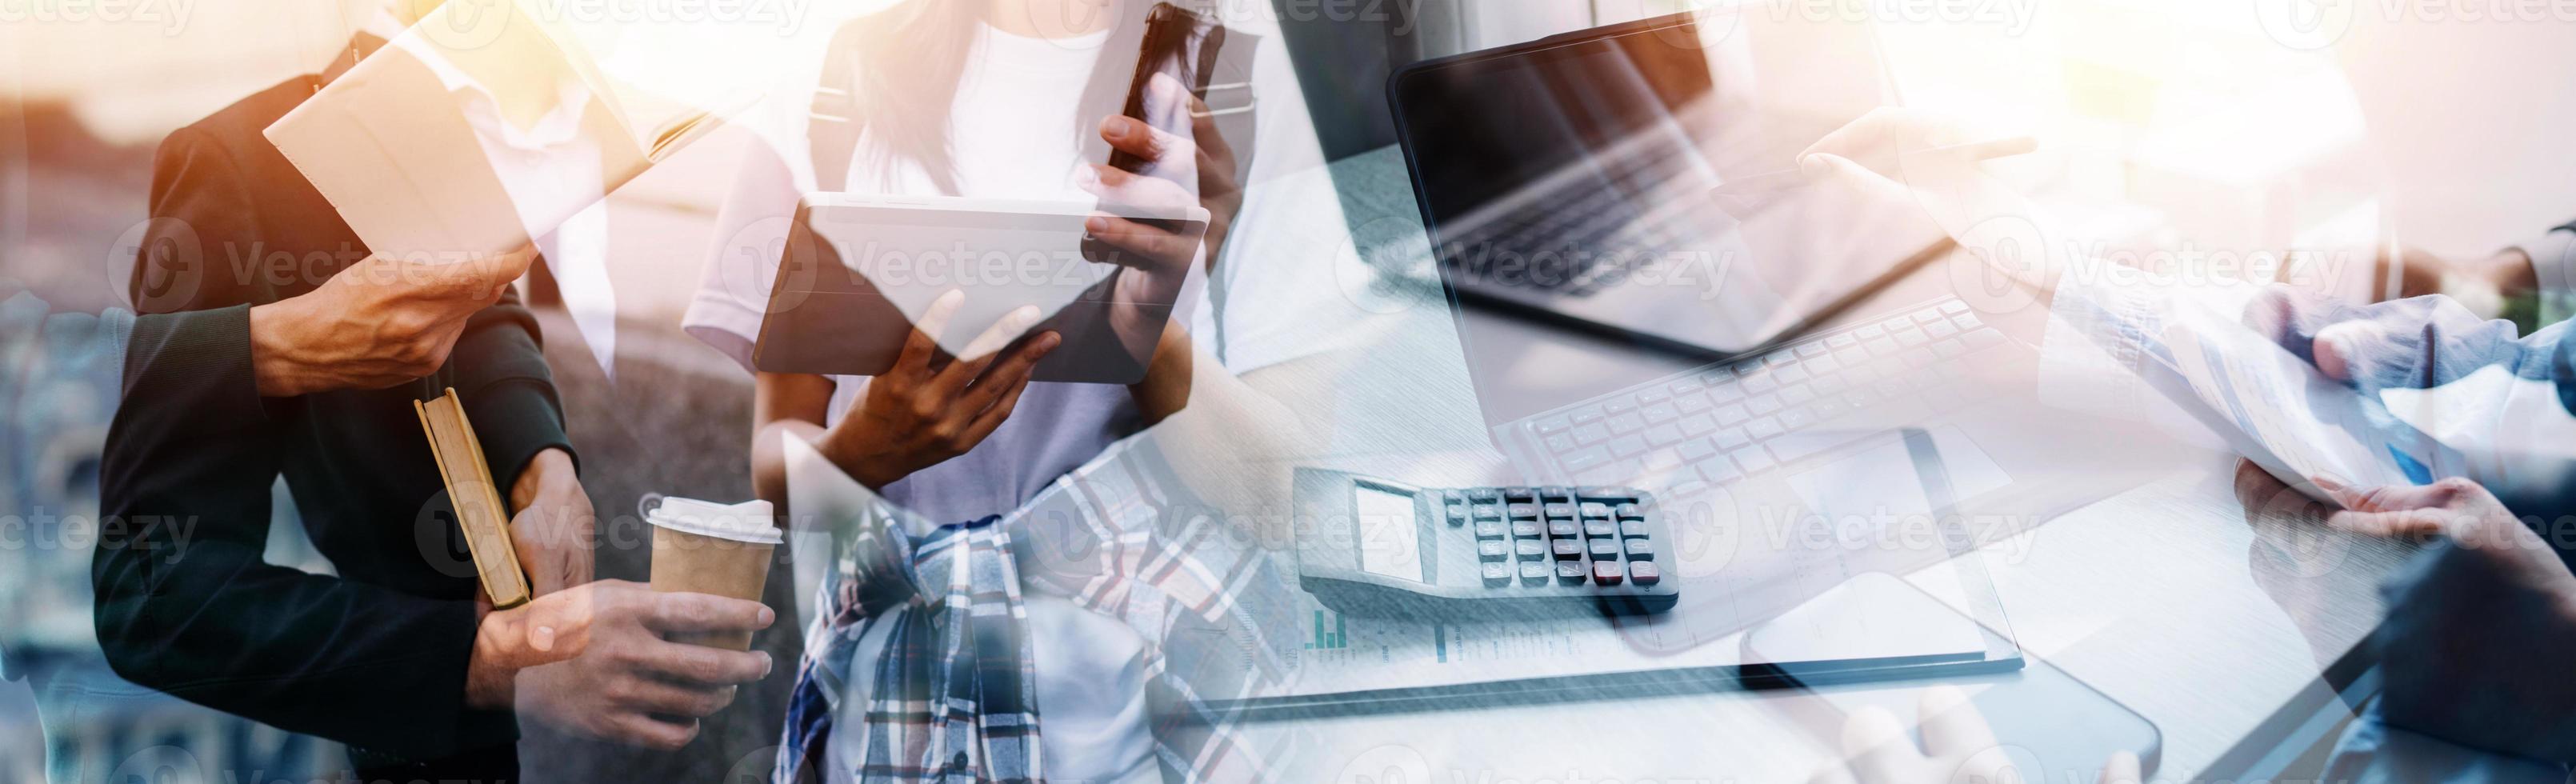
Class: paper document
264,0,739,263
2048,276,2462,501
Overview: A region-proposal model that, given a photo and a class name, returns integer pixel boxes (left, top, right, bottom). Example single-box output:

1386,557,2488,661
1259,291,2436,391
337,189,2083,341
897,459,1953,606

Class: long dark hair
838,0,1145,194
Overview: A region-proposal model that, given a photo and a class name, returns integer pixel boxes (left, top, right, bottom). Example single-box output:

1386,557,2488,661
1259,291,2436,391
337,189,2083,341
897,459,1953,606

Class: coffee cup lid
645,496,783,545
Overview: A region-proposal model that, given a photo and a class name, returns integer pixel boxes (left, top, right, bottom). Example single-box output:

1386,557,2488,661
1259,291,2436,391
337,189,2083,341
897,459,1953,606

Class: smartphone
1109,2,1228,174
1745,579,2164,782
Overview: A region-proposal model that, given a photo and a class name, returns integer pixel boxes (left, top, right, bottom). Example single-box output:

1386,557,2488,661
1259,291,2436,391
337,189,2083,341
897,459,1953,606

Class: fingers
2331,478,2462,513
1801,106,1912,161
641,591,777,635
2233,459,2290,507
1099,73,1216,170
2298,296,2518,394
631,637,774,686
958,334,1054,440
1795,154,1916,209
510,497,596,594
954,306,1045,366
608,676,740,718
1177,78,1238,176
2310,321,2368,382
895,289,968,377
478,588,600,670
1798,151,1882,184
1099,114,1171,165
926,306,1046,400
2324,507,2451,538
518,589,592,658
2098,751,2142,784
1085,214,1200,270
1839,706,1923,784
1080,163,1198,210
599,710,700,751
1916,685,1998,758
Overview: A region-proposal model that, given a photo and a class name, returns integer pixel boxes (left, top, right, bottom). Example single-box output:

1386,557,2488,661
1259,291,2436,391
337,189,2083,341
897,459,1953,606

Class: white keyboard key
1679,413,1718,437
1766,429,1869,465
1713,426,1751,450
1561,446,1611,471
1730,447,1775,474
1695,458,1738,485
1746,394,1782,415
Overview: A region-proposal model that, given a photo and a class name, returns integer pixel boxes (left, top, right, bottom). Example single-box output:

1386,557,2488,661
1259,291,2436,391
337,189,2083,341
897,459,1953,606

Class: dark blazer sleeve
94,307,490,759
93,128,494,759
446,287,577,487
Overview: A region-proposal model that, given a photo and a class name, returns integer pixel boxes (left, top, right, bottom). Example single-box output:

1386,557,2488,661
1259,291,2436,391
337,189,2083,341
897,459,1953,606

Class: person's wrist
246,299,320,398
510,448,578,510
1129,323,1194,422
465,613,518,710
814,427,902,489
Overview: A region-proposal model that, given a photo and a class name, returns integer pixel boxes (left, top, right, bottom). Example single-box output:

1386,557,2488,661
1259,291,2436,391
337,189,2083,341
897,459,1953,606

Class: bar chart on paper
1305,610,1350,650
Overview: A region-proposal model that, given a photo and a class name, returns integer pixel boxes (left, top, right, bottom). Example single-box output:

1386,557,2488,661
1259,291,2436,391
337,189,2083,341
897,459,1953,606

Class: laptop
1380,12,2186,650
1388,7,1950,360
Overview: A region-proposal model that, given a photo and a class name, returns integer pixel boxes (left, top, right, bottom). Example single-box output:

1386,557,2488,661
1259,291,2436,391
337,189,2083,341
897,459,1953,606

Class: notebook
415,388,533,610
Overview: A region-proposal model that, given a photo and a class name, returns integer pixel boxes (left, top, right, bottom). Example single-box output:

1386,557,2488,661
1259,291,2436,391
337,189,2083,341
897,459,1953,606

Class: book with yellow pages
262,0,744,266
415,387,533,610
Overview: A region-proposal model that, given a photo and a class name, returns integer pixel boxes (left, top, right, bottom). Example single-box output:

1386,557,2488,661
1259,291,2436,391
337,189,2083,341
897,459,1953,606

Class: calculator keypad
1441,486,1665,594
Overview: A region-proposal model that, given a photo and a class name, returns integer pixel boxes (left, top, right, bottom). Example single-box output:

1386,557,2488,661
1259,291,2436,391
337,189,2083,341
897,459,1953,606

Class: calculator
1291,469,1679,620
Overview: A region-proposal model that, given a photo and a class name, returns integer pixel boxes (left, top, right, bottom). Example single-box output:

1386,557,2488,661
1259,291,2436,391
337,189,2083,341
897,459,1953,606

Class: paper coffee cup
646,497,782,650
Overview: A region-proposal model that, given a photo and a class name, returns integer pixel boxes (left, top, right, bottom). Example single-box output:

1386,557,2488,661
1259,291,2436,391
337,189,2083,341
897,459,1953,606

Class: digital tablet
752,194,1209,385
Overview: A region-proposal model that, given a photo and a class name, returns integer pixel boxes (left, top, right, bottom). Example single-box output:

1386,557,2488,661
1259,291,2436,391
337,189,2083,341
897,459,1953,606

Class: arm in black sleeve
443,285,576,491
94,307,490,759
94,127,495,759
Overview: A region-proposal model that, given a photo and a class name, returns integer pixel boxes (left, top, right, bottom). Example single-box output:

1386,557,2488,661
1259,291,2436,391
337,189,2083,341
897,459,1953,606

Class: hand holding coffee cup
646,497,784,650
466,579,775,750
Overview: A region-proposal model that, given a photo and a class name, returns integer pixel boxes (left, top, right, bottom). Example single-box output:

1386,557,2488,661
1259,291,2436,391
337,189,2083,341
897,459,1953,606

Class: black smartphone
1109,2,1227,174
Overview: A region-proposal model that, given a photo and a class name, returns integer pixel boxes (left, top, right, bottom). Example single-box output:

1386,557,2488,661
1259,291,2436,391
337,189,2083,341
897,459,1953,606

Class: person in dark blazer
92,22,776,782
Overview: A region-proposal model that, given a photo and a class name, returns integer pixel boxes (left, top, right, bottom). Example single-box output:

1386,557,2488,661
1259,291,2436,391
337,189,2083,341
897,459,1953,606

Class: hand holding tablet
752,194,1209,386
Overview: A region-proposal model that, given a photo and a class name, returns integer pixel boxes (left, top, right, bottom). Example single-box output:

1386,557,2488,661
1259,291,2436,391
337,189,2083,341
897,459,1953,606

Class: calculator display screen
1353,486,1425,582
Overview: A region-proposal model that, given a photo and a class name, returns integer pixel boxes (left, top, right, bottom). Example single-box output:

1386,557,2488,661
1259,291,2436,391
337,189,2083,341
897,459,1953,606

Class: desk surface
1238,147,2421,782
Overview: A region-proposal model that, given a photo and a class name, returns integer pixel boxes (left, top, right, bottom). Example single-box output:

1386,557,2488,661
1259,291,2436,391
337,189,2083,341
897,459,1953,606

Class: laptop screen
1390,10,1894,429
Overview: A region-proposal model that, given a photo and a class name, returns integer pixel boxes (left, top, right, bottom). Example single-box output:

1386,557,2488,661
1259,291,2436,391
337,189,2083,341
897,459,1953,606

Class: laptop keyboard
1442,153,1698,297
1524,299,2017,497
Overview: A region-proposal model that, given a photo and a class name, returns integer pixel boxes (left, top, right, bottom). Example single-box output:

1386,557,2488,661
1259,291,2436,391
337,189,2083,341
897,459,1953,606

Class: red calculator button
1592,560,1624,586
1630,561,1662,586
